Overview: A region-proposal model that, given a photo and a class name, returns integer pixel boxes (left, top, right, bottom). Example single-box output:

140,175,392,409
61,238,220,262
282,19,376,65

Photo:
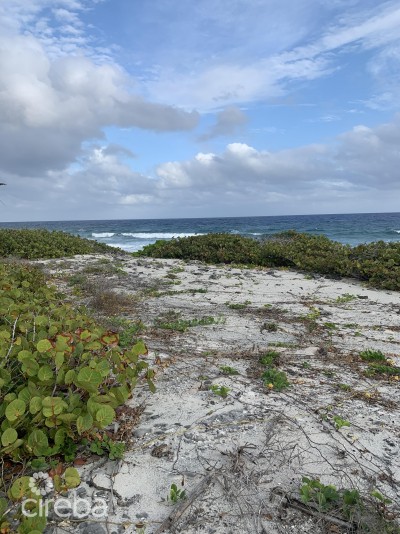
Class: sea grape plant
0,262,153,460
0,261,153,531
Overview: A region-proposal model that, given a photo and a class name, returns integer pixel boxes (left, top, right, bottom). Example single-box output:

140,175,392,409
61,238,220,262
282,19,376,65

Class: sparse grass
360,349,386,362
67,273,86,287
338,383,352,391
154,313,221,332
366,364,400,377
209,384,230,398
220,365,239,375
90,288,134,316
261,322,278,332
268,341,298,348
169,266,185,274
336,293,357,303
106,318,146,347
259,350,280,366
165,272,179,279
324,322,338,330
227,300,251,309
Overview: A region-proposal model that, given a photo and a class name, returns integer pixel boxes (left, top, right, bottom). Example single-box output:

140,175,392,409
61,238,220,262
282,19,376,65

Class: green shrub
0,229,119,259
0,262,152,462
136,231,400,291
262,368,289,391
0,261,153,531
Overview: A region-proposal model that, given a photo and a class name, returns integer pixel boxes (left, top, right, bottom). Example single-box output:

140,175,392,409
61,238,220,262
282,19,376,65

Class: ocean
1,213,400,253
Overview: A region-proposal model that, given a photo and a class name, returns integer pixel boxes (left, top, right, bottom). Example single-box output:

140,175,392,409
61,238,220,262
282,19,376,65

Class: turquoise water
1,212,400,252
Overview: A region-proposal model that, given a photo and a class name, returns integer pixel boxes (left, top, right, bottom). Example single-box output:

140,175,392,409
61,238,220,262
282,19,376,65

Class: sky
0,0,399,221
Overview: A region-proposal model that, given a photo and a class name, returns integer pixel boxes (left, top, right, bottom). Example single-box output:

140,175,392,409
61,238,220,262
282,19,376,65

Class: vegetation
209,384,230,398
220,365,239,375
259,351,289,391
167,483,186,503
154,312,221,332
0,229,119,259
0,261,152,532
136,231,400,291
300,478,399,533
360,349,386,362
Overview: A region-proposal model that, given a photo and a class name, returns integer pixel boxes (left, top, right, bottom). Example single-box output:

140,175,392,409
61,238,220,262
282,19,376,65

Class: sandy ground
39,253,400,534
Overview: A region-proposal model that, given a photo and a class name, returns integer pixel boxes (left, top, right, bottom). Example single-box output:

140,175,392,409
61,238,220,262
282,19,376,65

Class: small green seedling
336,293,357,303
220,365,239,375
333,416,351,430
209,384,230,398
90,435,125,460
167,483,186,503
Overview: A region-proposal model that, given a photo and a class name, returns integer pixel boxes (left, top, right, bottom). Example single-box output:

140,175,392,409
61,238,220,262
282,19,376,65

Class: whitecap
120,232,204,239
92,232,115,238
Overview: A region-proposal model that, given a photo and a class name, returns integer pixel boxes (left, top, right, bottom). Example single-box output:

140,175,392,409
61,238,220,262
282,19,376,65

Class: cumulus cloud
154,114,400,211
2,115,400,220
198,107,248,141
0,3,198,178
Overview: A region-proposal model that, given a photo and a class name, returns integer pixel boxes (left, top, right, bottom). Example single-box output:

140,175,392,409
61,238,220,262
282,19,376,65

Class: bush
136,231,400,291
0,262,152,532
0,229,119,259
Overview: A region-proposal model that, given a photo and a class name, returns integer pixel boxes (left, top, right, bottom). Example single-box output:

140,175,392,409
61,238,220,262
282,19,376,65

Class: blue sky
0,0,399,220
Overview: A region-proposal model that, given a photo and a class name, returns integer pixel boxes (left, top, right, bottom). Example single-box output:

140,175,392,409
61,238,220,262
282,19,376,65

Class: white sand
41,254,400,534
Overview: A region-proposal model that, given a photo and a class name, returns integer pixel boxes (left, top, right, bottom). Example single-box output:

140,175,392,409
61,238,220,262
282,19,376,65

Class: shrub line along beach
0,229,400,533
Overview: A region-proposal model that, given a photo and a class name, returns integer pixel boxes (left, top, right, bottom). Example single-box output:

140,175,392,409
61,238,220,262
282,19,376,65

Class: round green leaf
5,399,26,421
36,339,53,353
9,476,31,501
42,396,67,417
27,429,49,455
17,350,33,362
29,397,42,415
21,358,39,377
37,365,54,382
64,369,76,384
76,412,93,435
64,467,80,489
1,427,18,447
75,367,102,393
54,428,67,446
55,352,65,369
95,405,115,428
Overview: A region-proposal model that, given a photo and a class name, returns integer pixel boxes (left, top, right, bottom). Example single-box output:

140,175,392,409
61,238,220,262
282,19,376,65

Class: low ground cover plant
0,228,118,259
0,261,152,532
300,477,399,532
136,231,400,291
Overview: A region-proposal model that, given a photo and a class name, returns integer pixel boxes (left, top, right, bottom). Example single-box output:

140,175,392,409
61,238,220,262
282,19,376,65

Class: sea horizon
1,212,400,252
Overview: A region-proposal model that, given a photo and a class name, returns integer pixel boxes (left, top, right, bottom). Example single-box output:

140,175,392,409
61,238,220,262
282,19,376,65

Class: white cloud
0,27,198,177
145,1,400,110
2,115,400,219
198,106,248,141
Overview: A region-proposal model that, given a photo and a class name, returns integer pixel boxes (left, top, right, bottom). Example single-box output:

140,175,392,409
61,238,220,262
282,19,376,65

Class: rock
133,427,152,438
78,523,107,534
91,474,112,491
